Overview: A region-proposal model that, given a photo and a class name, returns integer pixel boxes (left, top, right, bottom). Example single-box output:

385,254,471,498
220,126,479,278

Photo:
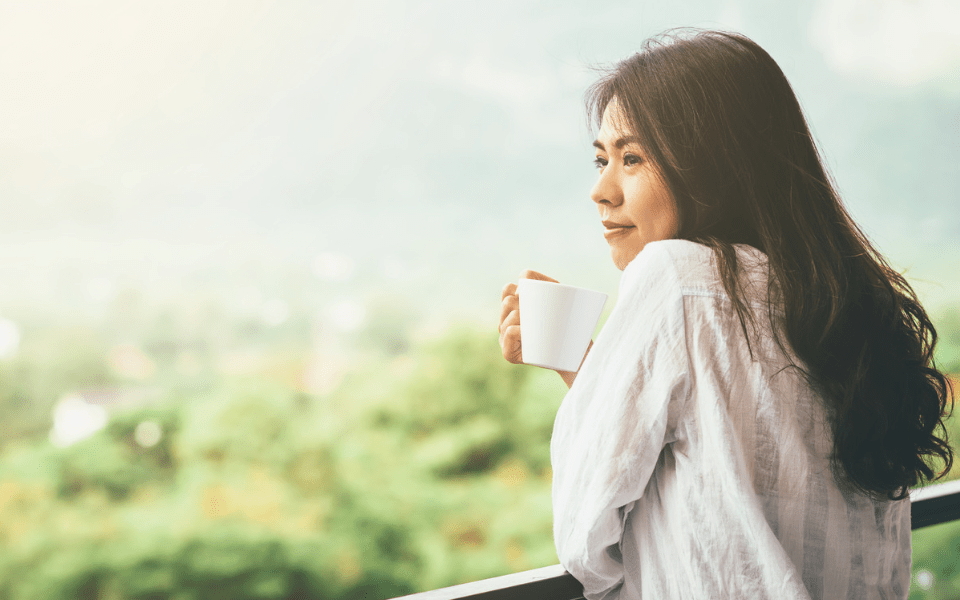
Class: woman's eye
623,153,643,166
593,156,608,170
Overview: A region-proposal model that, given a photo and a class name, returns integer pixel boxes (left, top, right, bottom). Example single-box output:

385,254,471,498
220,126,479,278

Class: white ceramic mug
518,279,607,372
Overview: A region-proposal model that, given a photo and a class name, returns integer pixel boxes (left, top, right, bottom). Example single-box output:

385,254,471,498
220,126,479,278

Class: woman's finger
499,309,521,360
500,324,522,363
501,282,518,301
499,294,519,331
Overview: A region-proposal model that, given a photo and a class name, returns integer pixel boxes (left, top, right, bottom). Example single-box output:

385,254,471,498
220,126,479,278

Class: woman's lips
603,223,635,240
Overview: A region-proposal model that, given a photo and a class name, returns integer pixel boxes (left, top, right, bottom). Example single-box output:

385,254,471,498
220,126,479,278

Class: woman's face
591,99,679,270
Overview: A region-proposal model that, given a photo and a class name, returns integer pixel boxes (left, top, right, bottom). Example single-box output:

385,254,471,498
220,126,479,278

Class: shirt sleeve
550,242,690,600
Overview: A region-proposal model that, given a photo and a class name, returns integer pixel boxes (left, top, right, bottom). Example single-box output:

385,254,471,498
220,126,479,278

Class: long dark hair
587,29,953,500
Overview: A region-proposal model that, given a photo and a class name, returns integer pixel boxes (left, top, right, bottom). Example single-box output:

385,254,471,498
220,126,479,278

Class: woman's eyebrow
592,136,643,150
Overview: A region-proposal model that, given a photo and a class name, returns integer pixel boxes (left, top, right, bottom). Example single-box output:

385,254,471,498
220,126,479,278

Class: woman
497,30,953,599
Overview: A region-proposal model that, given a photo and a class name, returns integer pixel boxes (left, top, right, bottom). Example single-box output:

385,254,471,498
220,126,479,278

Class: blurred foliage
350,298,421,357
0,311,959,599
0,324,112,443
934,304,960,375
0,326,566,600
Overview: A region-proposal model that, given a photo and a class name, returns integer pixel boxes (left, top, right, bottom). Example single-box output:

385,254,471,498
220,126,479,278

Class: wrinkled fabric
551,239,910,600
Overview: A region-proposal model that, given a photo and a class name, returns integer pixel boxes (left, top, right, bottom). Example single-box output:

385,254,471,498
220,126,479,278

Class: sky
0,0,958,333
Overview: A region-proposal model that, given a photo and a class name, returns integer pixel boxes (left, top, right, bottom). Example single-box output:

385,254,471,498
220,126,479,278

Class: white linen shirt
551,240,910,600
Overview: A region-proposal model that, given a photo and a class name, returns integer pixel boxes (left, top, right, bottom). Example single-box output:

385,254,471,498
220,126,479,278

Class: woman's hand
499,270,589,389
499,270,556,364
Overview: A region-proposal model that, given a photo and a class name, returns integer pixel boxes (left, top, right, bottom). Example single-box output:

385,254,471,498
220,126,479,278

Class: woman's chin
610,245,642,271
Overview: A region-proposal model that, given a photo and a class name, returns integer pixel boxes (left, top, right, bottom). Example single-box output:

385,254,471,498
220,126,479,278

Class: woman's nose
590,170,622,207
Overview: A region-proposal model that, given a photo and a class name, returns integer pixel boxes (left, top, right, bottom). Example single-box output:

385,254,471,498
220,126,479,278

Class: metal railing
392,479,960,600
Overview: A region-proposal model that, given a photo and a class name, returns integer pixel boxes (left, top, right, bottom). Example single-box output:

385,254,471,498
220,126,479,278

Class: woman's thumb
519,269,559,283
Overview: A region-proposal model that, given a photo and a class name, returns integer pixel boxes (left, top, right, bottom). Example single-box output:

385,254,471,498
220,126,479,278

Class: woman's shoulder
625,239,769,302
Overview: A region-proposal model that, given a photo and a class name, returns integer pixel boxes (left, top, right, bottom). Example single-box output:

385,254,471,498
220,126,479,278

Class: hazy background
0,0,959,598
1,0,958,345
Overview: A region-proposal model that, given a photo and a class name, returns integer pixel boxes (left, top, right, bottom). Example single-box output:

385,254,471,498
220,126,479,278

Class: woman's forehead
597,99,640,146
600,99,628,131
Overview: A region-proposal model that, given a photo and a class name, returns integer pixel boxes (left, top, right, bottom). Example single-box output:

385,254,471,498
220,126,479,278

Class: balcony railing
391,479,960,600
